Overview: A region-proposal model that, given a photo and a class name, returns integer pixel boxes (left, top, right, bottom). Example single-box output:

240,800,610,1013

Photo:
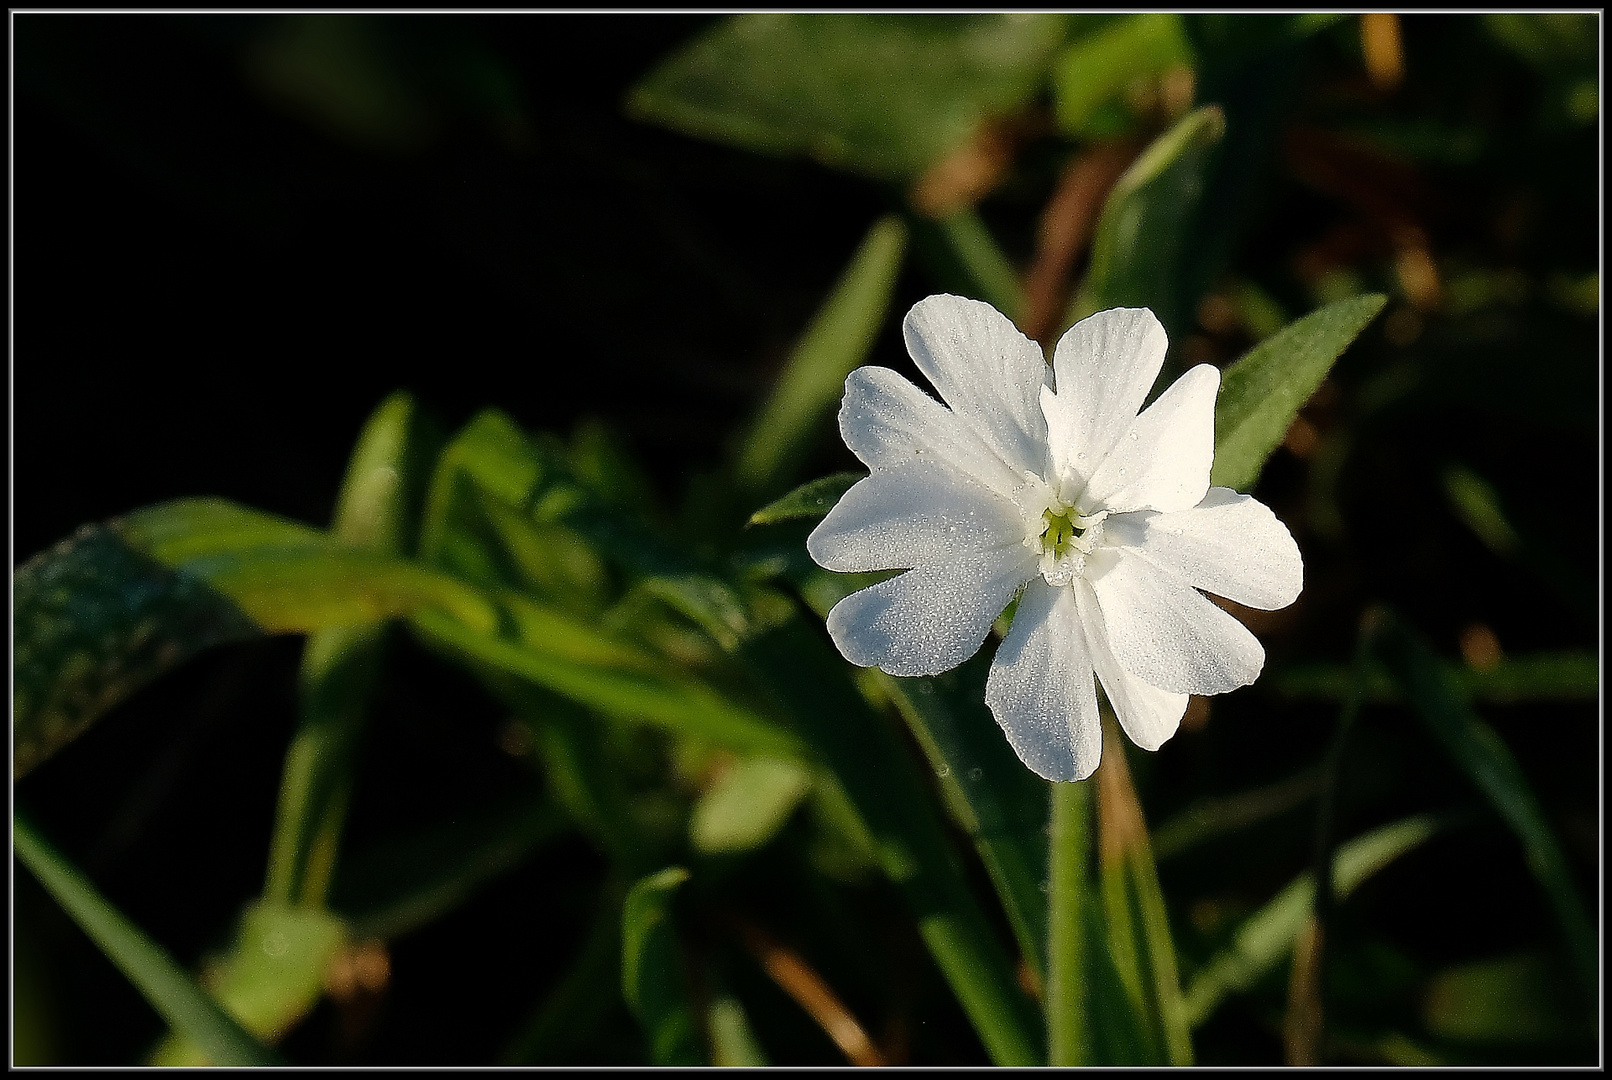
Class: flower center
1029,499,1108,586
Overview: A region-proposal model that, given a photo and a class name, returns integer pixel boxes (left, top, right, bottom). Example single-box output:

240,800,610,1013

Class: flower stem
1047,778,1092,1065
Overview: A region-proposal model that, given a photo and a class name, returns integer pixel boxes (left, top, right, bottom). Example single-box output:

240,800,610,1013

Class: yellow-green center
1040,507,1085,559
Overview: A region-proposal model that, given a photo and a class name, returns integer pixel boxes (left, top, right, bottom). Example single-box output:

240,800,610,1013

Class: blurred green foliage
14,11,1599,1067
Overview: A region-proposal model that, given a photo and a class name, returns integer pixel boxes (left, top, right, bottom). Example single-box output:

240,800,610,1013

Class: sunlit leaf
690,756,813,854
149,901,348,1065
412,607,805,761
748,473,861,527
1211,294,1386,491
13,524,261,779
1052,14,1194,138
735,215,907,495
13,815,280,1067
621,867,700,1066
266,391,424,909
1068,105,1225,340
628,14,1067,180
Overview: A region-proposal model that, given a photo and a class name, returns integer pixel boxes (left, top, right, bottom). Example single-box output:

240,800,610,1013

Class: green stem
1048,779,1092,1065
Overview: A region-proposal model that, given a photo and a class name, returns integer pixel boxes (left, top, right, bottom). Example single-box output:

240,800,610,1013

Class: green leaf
690,756,814,854
1373,614,1596,996
877,662,1050,987
742,618,1045,1066
265,391,424,909
1068,105,1226,340
1092,729,1193,1065
735,215,907,495
912,209,1027,325
628,13,1067,180
1210,294,1386,491
748,473,862,527
707,995,770,1066
332,791,567,941
621,867,701,1066
1052,14,1194,138
120,499,501,635
1182,815,1440,1027
149,901,348,1065
13,524,262,779
411,607,805,761
12,814,280,1067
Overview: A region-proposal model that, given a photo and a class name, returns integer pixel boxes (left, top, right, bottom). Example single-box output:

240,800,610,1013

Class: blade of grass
877,663,1050,989
1373,612,1596,996
411,606,805,761
1067,105,1225,342
265,391,422,909
747,472,862,527
1095,712,1193,1065
1210,294,1386,491
912,208,1026,325
331,790,568,942
500,880,626,1064
1181,814,1441,1027
621,867,702,1066
742,617,1045,1065
735,215,907,495
13,814,281,1067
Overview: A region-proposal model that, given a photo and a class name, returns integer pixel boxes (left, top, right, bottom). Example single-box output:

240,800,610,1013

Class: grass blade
1373,613,1596,995
878,662,1050,988
743,618,1045,1065
1210,294,1386,491
1182,815,1441,1027
621,867,701,1066
735,215,907,495
1067,105,1225,340
266,391,423,908
13,814,281,1067
747,472,862,527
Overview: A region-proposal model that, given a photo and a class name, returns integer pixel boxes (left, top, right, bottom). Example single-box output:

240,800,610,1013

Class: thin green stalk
1047,779,1092,1066
14,814,280,1067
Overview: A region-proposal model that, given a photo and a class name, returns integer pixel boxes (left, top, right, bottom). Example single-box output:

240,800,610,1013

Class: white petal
807,459,1028,573
1079,364,1218,515
903,295,1049,477
1074,580,1189,751
838,366,1024,496
1045,308,1169,486
985,579,1102,782
825,546,1036,677
1103,488,1304,610
1084,547,1265,696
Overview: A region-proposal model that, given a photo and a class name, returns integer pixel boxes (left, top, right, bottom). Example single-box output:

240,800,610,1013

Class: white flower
807,295,1304,782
